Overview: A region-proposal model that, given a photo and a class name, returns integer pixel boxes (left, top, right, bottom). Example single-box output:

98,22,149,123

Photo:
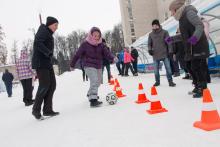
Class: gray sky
0,0,121,52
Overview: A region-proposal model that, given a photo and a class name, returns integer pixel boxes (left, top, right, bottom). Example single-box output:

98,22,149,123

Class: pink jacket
124,51,134,63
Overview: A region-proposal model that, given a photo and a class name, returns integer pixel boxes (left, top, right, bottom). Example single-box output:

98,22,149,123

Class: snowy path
0,69,220,147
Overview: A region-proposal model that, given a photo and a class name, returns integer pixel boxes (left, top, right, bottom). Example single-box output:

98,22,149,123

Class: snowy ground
0,67,220,147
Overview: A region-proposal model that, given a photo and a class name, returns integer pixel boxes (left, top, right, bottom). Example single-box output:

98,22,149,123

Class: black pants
121,62,125,75
191,59,208,89
102,64,111,81
116,62,122,75
4,82,12,97
33,69,56,113
20,78,33,103
169,57,179,74
132,60,138,74
82,68,88,81
125,63,135,75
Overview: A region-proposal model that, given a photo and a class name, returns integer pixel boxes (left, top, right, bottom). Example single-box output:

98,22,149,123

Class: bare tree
22,39,34,58
11,40,19,64
104,23,125,54
0,25,7,65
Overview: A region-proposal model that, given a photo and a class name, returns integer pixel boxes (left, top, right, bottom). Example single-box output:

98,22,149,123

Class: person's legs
43,69,56,113
20,79,27,103
128,63,135,75
85,67,100,100
191,59,208,98
26,78,33,102
5,83,11,97
82,68,86,81
153,60,160,84
9,83,12,97
106,64,111,82
121,62,125,76
132,61,138,73
163,58,176,86
116,62,122,75
32,69,50,114
124,63,129,76
163,58,173,82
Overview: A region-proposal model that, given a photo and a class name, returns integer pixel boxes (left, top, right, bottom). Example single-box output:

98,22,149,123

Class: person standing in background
131,46,139,75
16,49,35,106
2,69,14,97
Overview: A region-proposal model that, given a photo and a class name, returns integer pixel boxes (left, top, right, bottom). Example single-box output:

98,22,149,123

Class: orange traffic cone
147,86,167,114
113,79,120,91
151,86,158,96
109,77,114,85
135,83,150,104
193,89,220,131
115,86,126,98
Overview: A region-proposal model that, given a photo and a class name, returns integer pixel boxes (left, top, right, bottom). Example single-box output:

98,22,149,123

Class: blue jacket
119,51,124,62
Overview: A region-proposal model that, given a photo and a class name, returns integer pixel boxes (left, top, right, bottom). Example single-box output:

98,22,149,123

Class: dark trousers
5,82,12,97
125,63,135,75
33,69,56,113
82,68,88,81
179,57,188,73
20,78,33,103
170,57,180,74
121,62,125,75
191,59,208,89
102,64,111,81
132,60,138,73
116,62,122,75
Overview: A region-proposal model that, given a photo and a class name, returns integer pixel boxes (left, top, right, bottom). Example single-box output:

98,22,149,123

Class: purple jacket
71,41,114,69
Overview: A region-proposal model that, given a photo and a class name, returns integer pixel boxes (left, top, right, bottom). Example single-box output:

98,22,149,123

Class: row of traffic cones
135,83,168,114
110,76,220,131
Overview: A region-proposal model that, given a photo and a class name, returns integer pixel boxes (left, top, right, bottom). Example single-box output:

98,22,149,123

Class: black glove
148,50,154,56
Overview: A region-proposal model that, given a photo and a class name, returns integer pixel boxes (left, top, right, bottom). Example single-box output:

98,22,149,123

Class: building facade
119,0,194,45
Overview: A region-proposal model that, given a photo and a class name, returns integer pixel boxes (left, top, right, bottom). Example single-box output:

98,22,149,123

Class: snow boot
25,101,34,106
183,74,190,79
43,111,60,116
193,89,203,98
153,82,160,87
90,99,103,107
32,111,42,120
169,81,176,87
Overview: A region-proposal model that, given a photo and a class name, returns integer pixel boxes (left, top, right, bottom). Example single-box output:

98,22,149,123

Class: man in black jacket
2,69,14,97
32,16,59,119
131,46,139,75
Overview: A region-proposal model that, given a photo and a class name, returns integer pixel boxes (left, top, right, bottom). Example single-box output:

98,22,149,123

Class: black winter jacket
32,24,54,69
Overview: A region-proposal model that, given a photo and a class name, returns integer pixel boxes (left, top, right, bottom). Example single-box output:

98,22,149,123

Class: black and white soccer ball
106,92,118,105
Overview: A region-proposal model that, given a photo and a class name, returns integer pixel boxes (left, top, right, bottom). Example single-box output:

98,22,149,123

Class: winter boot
173,72,180,77
193,88,203,98
182,74,190,79
25,101,34,106
133,73,138,76
153,82,160,87
32,111,42,120
90,99,103,107
43,111,60,116
169,81,176,87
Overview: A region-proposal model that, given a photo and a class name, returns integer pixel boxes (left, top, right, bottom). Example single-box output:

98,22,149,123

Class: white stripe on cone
202,102,217,111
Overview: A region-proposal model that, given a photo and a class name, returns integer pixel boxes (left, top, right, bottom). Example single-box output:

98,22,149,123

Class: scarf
86,30,102,46
174,5,186,20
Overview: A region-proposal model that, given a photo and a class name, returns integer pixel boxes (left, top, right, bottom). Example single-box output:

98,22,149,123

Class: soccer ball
106,92,118,105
